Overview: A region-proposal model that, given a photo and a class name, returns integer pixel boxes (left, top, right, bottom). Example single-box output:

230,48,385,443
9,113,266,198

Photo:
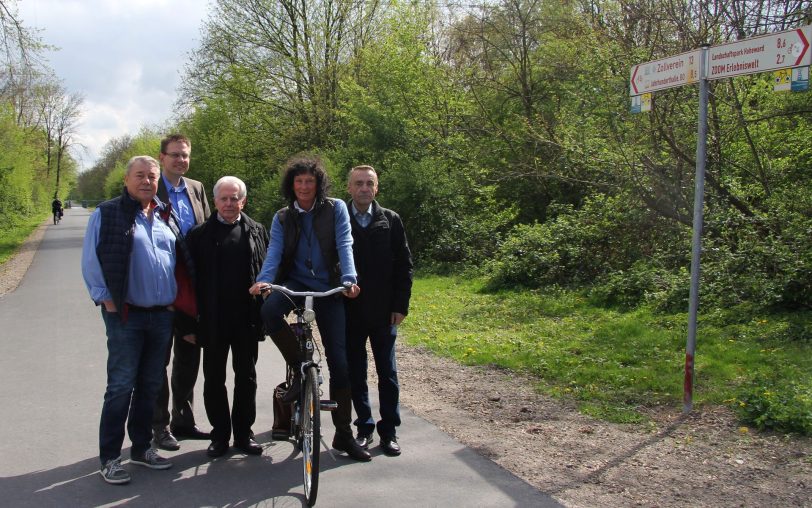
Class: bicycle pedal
319,400,337,411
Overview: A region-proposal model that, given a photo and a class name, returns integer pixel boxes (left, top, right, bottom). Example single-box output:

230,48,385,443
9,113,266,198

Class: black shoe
280,374,301,403
171,425,210,440
234,438,263,455
153,428,180,451
380,436,401,456
207,440,229,458
332,434,372,462
355,431,374,450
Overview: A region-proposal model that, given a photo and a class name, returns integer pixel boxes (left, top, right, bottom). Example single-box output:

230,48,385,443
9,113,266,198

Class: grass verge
0,215,47,265
400,275,812,434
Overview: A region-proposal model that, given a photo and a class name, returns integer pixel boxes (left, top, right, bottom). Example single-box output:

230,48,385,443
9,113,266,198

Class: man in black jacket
186,176,269,457
345,165,413,456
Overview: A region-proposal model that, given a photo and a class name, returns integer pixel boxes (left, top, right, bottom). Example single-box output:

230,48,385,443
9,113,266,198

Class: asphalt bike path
0,207,560,507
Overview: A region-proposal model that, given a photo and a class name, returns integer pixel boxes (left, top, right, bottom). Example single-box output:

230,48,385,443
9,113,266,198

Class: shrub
487,194,681,290
734,374,812,435
589,260,689,311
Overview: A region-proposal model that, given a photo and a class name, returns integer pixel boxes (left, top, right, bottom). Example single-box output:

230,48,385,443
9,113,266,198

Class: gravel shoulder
397,344,811,507
4,221,811,507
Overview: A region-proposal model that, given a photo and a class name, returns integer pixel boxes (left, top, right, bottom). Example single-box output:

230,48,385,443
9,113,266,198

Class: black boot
280,372,300,403
268,323,299,365
331,387,371,462
269,324,301,402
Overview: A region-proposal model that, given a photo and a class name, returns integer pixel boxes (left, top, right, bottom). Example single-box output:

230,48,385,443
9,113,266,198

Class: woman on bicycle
249,155,370,462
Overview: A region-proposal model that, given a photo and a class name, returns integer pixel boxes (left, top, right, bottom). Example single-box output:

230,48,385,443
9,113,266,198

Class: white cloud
18,0,210,169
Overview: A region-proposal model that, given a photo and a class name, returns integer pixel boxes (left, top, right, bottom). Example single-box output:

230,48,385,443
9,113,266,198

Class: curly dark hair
280,155,330,205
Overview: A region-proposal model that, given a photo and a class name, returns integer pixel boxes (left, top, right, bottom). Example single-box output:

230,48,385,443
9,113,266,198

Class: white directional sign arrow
630,50,701,96
707,25,812,80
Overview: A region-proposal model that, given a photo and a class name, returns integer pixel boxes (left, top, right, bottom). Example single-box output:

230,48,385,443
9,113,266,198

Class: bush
734,374,812,435
699,214,812,310
589,260,689,311
487,194,682,290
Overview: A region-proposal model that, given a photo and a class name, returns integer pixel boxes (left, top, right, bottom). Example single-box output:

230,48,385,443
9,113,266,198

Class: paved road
0,207,561,507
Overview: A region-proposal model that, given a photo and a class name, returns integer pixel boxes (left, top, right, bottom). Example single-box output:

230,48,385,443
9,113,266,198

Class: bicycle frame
264,283,347,506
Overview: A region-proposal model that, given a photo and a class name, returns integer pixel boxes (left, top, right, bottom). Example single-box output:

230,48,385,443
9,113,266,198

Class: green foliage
588,261,689,312
99,130,161,199
735,374,812,435
0,103,53,226
0,215,45,265
488,194,681,290
403,275,812,433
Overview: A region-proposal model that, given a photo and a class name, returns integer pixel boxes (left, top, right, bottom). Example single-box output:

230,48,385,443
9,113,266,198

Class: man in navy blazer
152,133,212,451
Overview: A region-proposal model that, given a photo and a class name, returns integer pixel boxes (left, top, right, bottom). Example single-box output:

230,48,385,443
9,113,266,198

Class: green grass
0,215,47,265
401,275,812,432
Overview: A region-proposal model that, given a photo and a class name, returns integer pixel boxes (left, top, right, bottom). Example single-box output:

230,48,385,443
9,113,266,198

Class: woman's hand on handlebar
344,283,360,299
249,282,270,296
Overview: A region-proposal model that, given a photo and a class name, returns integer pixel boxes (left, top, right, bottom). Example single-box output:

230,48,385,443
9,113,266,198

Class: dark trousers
203,335,258,442
346,323,401,439
152,335,201,431
260,280,350,391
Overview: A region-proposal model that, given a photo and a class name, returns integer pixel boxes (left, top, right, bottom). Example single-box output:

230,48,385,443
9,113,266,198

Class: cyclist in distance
52,196,63,223
249,155,370,462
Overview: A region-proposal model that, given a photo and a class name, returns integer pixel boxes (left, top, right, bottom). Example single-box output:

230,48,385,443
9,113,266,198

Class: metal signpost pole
684,45,710,413
629,25,810,413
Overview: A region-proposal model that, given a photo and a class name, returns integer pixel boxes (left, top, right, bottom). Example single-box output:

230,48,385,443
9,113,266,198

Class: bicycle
53,209,62,225
261,283,346,507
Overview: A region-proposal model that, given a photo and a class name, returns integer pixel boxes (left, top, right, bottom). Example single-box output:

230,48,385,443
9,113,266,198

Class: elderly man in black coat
185,176,269,457
344,165,413,456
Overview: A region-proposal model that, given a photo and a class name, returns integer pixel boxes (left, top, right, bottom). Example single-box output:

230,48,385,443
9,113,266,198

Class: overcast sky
18,0,211,170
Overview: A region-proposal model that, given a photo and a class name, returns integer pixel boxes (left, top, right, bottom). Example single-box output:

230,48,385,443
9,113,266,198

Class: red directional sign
630,50,700,96
707,25,811,80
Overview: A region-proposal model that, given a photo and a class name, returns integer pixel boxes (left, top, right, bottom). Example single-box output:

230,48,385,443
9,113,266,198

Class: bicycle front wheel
302,365,320,506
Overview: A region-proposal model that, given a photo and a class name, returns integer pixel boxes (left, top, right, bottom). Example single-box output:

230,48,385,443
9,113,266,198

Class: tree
182,0,385,148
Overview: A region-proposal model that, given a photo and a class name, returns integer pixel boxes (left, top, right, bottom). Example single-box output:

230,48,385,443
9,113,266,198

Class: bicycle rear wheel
302,365,320,506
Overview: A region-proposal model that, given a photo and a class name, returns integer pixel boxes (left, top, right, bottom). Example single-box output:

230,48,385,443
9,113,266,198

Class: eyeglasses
164,152,190,160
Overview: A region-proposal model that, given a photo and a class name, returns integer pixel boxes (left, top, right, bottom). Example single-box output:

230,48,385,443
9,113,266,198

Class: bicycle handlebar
261,284,348,298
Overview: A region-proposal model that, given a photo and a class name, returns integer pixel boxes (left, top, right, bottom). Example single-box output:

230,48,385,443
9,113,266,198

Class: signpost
628,25,811,413
630,50,700,95
707,25,811,80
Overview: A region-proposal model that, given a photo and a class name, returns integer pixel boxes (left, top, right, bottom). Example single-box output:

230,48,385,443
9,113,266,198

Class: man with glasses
152,133,212,451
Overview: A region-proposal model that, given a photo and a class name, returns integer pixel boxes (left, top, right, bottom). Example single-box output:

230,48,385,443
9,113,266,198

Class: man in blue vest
345,165,413,456
81,156,190,484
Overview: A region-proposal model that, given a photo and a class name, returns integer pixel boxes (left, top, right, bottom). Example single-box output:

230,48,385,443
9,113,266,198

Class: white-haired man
185,176,269,457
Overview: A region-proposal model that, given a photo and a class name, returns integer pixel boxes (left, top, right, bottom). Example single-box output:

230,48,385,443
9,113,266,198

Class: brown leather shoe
332,434,371,461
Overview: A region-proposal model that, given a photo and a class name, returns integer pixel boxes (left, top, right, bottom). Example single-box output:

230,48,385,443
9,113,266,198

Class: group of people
81,134,414,485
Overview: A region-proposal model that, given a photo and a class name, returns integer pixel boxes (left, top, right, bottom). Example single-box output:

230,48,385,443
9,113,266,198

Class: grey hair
126,155,160,174
213,175,247,199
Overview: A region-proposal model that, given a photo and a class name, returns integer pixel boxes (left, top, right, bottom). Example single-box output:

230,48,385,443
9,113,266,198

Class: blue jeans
99,308,173,464
347,323,401,438
260,280,350,391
